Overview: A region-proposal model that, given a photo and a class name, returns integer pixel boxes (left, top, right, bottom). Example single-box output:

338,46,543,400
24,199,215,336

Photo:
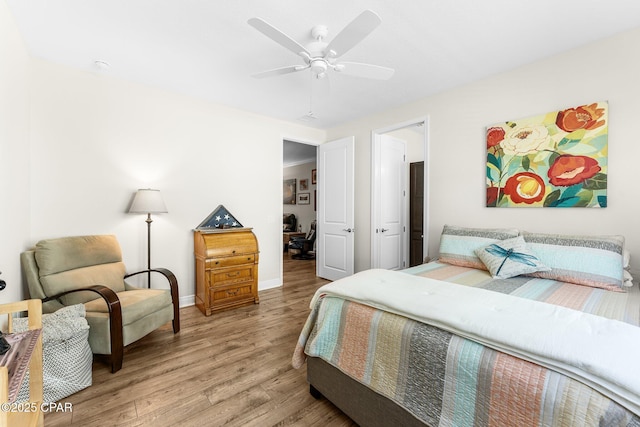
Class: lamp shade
128,189,168,214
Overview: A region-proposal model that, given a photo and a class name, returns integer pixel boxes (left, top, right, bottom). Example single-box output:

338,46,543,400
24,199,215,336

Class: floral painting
486,101,608,208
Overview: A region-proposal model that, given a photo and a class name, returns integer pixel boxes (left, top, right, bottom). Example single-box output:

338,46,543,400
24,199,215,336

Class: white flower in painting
500,124,553,156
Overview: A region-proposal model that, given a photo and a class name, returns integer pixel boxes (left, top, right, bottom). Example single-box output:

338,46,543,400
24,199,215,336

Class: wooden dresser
194,228,259,316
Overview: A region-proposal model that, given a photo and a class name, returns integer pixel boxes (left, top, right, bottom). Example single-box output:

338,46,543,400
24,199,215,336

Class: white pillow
624,270,634,287
475,236,550,279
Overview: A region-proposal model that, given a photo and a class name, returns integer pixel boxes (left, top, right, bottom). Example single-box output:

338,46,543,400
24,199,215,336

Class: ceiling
6,1,640,129
283,140,316,167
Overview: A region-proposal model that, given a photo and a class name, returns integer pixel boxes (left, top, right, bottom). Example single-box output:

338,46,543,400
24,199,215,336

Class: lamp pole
145,212,153,287
128,189,168,288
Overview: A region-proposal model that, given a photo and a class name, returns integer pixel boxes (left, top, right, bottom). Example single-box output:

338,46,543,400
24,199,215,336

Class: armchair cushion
36,235,127,306
84,289,172,326
40,263,127,306
35,234,123,275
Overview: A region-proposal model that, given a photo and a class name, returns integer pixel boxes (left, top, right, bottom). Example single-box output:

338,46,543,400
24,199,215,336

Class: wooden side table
0,299,43,427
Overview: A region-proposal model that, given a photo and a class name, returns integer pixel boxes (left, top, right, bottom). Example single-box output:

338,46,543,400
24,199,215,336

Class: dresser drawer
210,266,254,286
207,254,255,269
210,283,254,306
202,232,258,258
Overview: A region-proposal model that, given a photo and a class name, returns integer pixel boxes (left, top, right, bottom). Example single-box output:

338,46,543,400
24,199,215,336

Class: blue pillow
438,225,520,270
521,232,625,291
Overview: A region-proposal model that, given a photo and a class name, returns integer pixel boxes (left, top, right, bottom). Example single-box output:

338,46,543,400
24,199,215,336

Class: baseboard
179,295,195,308
258,278,282,291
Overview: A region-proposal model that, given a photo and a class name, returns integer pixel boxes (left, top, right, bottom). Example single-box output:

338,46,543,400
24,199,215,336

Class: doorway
283,140,318,277
371,118,428,269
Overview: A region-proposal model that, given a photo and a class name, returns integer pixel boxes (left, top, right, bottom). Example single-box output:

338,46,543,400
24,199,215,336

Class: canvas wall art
284,178,296,204
486,101,608,208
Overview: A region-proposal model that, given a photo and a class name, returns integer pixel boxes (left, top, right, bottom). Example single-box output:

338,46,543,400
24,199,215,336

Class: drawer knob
232,250,236,254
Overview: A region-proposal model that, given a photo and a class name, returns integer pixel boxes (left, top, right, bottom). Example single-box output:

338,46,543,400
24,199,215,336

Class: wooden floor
45,254,356,426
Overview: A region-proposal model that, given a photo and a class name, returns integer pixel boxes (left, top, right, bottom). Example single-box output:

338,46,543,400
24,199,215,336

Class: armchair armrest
42,285,123,373
125,268,180,334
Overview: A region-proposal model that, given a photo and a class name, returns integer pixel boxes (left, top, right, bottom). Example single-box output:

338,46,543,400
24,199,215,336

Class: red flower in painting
486,127,505,148
548,155,600,186
486,186,501,206
503,172,545,204
556,103,606,132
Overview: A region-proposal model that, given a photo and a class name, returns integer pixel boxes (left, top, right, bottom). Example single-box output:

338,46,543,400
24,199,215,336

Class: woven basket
14,305,92,402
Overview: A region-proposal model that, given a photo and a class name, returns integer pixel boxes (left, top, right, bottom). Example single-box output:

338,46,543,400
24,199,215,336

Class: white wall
25,59,325,304
0,1,30,304
283,161,317,234
327,27,640,277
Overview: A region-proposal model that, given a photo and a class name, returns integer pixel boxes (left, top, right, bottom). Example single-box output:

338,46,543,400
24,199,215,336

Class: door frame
371,116,430,267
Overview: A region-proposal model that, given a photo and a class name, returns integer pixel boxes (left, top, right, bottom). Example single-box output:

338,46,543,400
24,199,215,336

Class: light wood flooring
44,254,356,426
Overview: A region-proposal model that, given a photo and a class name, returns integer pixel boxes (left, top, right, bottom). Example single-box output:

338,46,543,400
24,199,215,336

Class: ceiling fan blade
251,65,308,79
336,62,395,80
248,18,310,57
325,10,381,58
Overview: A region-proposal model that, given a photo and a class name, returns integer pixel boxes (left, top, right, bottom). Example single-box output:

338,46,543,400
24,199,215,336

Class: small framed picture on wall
298,192,310,205
311,169,317,184
300,179,308,190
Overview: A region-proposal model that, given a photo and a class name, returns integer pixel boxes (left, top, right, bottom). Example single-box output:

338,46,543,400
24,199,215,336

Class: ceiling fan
248,10,394,81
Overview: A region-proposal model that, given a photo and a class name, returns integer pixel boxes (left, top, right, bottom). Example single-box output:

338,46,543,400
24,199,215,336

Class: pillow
475,236,550,279
438,225,520,270
624,270,634,287
521,232,625,291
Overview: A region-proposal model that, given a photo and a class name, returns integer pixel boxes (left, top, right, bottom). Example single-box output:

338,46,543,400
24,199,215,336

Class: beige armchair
21,235,180,373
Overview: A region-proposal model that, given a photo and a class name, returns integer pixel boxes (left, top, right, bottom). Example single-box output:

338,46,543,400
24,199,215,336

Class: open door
372,134,406,270
317,137,355,281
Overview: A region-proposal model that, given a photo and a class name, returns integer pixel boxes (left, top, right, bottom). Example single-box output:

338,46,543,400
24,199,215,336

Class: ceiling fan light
310,59,328,75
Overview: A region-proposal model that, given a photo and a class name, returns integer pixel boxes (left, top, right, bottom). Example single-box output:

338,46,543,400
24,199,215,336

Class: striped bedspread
293,262,640,426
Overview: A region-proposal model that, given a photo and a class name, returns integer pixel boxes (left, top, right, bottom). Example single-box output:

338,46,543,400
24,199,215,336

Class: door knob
342,228,353,233
381,228,389,233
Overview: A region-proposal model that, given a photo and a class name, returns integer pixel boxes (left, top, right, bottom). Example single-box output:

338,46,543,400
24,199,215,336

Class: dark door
409,161,424,267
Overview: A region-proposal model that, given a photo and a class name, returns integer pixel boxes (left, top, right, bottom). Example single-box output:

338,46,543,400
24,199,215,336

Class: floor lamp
128,189,168,287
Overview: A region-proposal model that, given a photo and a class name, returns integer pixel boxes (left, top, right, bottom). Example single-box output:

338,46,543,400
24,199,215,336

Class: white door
317,136,355,281
373,134,406,270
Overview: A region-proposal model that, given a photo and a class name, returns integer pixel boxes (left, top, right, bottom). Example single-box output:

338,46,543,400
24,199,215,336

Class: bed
292,226,640,426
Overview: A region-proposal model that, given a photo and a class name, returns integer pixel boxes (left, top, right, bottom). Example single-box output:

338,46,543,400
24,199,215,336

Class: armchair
20,235,180,373
288,220,316,260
